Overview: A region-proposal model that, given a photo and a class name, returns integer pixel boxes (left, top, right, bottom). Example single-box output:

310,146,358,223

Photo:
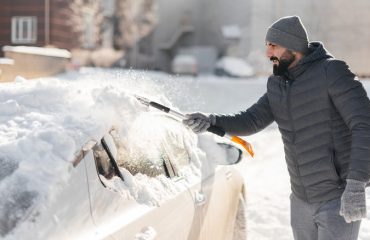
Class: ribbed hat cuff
266,27,308,53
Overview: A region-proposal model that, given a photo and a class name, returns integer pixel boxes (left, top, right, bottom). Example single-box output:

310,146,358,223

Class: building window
11,16,37,44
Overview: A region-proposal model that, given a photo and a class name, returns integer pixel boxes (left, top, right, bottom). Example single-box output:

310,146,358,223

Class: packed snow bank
0,71,145,237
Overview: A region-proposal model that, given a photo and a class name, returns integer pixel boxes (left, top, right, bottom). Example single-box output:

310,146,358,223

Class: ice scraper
135,95,254,157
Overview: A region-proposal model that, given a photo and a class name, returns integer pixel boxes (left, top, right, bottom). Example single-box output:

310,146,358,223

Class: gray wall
152,0,370,75
152,0,252,71
196,0,252,54
152,0,199,71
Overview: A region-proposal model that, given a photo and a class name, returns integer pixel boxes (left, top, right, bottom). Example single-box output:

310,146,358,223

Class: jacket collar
285,42,333,80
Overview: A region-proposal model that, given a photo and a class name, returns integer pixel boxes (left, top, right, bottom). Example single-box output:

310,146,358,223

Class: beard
271,50,296,76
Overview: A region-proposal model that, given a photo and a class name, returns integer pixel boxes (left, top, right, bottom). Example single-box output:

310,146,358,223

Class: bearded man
183,16,370,240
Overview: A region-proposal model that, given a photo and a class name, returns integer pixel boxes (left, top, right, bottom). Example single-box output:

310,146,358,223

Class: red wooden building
0,0,88,56
0,0,157,69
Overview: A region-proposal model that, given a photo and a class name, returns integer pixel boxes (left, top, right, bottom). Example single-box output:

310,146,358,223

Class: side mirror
215,143,243,165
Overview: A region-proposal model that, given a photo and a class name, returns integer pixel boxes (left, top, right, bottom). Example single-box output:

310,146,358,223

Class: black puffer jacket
215,42,370,203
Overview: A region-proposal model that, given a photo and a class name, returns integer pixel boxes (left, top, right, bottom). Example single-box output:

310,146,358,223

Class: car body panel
21,159,99,240
6,128,246,240
187,165,244,240
83,150,199,240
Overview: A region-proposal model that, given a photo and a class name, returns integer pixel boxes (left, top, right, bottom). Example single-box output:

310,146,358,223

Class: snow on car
0,69,247,240
215,57,254,78
171,54,198,76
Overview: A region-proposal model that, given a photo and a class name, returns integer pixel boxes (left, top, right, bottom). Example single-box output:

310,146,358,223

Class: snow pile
0,72,143,236
0,68,233,238
2,46,71,58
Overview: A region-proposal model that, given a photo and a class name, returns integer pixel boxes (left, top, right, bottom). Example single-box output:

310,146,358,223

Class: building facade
1,0,369,75
0,0,81,54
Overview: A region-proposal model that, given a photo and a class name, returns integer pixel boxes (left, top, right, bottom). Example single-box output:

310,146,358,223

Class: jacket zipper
285,78,308,201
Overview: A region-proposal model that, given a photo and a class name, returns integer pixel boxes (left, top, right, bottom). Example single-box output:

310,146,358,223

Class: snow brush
134,95,254,158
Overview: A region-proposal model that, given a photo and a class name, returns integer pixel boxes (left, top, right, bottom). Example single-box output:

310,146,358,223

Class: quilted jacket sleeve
214,93,274,136
327,60,370,182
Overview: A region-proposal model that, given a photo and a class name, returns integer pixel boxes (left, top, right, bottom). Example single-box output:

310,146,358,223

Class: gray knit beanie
265,16,309,53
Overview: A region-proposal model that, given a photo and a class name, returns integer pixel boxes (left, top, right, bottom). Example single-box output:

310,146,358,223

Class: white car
215,57,254,78
171,54,198,76
2,119,247,240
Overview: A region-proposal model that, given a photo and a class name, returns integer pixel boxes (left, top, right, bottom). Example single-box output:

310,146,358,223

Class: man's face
265,42,296,76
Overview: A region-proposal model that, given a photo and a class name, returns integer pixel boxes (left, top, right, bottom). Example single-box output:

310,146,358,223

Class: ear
294,51,305,61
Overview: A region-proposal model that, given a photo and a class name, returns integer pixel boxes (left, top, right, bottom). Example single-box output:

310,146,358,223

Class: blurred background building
0,0,369,76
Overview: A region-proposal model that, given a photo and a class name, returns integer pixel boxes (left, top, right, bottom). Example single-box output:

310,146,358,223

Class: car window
92,129,168,185
92,123,193,184
160,134,191,174
116,119,193,179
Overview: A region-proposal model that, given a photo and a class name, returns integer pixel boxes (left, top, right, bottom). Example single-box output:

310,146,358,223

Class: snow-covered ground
0,68,369,239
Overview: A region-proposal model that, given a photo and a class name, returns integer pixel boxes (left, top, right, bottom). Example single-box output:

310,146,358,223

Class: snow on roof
2,46,71,58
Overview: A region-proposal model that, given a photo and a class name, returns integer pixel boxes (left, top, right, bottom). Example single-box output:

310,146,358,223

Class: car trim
73,140,98,167
101,137,125,181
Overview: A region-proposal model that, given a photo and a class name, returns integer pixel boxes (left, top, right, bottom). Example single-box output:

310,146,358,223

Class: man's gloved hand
182,112,216,134
340,179,367,223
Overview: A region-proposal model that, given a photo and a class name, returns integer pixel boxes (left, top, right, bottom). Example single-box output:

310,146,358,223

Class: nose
266,46,273,58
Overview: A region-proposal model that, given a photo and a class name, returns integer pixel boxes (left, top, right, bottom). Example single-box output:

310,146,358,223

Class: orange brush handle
230,136,254,157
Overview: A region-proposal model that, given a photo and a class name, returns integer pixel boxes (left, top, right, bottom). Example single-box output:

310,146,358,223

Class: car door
186,143,245,240
25,144,99,240
83,132,198,240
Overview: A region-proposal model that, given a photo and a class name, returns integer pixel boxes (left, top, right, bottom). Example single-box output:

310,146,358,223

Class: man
183,16,370,240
